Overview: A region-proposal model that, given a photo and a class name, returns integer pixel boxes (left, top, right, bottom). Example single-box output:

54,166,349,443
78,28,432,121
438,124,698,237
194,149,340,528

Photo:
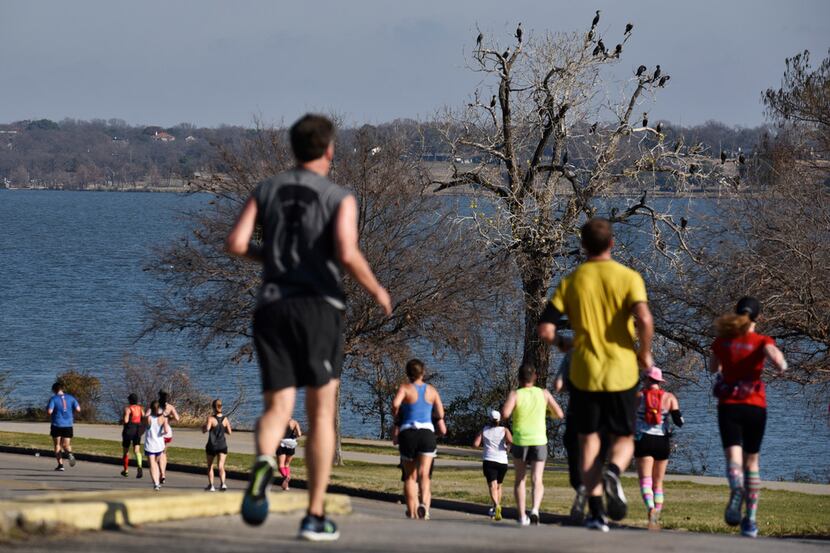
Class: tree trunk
334,384,343,466
519,264,553,388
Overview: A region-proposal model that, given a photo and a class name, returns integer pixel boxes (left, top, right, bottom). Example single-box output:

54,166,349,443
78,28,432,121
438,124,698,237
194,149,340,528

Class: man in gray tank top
226,114,392,541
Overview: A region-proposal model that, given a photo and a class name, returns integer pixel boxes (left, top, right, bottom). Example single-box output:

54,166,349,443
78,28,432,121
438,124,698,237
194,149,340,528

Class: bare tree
433,15,730,382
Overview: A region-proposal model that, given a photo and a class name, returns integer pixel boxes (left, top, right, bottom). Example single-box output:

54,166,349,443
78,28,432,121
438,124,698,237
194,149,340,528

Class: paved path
0,453,825,553
2,421,828,495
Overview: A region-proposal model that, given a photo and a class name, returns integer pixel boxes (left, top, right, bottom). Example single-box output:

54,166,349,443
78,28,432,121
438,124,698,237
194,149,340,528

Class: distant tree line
0,116,768,190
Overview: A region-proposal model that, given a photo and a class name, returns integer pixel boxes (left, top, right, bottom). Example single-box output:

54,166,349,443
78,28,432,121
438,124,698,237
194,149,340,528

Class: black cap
735,296,761,321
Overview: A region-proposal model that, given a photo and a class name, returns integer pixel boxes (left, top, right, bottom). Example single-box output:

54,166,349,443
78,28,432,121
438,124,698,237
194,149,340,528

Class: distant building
185,135,197,142
152,131,176,142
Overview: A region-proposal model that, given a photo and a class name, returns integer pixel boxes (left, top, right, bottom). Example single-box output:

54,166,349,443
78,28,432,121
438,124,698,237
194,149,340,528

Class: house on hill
151,131,176,142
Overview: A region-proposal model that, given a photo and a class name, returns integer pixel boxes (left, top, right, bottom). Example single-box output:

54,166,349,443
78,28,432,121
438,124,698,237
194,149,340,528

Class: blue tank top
400,383,433,430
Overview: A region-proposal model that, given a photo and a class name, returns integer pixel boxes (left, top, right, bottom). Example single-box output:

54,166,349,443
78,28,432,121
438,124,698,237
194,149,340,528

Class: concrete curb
2,489,350,535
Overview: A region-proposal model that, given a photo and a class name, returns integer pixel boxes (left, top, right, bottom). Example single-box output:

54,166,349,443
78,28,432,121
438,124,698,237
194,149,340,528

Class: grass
1,430,826,538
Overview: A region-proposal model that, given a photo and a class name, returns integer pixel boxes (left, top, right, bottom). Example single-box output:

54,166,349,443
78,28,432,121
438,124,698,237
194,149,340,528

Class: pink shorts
164,437,173,444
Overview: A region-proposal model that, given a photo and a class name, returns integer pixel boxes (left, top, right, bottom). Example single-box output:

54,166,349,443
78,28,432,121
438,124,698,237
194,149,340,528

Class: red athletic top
127,404,143,424
711,331,774,408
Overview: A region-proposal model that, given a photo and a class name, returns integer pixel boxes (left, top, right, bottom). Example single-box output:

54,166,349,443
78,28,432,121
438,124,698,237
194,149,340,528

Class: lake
0,189,827,482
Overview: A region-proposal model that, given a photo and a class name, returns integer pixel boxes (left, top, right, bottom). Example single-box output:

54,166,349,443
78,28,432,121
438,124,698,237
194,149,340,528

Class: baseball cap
490,410,501,421
645,366,665,382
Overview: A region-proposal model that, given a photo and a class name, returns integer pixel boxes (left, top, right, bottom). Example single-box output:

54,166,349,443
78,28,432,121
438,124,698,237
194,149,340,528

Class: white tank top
481,425,508,464
144,415,166,453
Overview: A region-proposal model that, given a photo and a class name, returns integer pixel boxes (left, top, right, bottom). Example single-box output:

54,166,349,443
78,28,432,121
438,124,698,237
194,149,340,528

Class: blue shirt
47,393,79,427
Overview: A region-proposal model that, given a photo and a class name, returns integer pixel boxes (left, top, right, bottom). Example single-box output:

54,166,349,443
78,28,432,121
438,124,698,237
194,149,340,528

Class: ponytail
715,313,752,338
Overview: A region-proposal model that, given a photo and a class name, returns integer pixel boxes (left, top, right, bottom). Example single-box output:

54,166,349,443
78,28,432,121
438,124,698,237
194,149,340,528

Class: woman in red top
121,393,144,479
709,297,787,538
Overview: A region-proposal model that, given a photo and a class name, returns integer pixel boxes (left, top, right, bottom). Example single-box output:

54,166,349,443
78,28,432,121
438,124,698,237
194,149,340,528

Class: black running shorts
482,460,508,483
253,297,344,391
121,423,142,448
276,446,296,457
717,403,767,454
205,446,229,456
634,434,671,461
50,425,73,439
570,385,638,436
398,428,437,462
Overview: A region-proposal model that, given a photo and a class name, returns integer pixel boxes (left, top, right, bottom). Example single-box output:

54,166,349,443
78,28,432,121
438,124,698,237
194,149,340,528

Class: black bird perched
680,217,688,230
589,122,598,134
502,48,510,59
490,95,497,108
593,43,602,57
720,150,727,164
476,32,483,48
625,22,633,35
614,44,622,57
642,112,649,128
636,64,647,77
587,29,594,41
597,39,606,54
689,164,698,175
739,153,746,164
515,23,522,43
655,122,662,135
592,10,600,28
658,75,671,87
652,65,662,81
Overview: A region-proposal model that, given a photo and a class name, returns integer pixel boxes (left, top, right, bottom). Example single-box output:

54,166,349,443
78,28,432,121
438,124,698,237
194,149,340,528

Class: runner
203,398,232,491
144,400,170,491
634,367,683,530
710,296,787,538
46,381,80,471
156,390,180,485
226,113,391,541
277,418,302,491
553,346,587,524
537,217,654,532
392,358,447,521
501,363,564,526
120,393,144,478
473,410,512,521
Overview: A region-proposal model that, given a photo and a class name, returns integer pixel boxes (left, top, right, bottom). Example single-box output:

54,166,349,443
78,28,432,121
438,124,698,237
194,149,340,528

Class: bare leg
579,433,603,497
403,460,419,517
304,379,338,517
530,460,545,513
218,453,227,486
206,454,215,487
53,436,62,466
62,437,72,455
513,459,527,520
150,455,160,485
488,480,499,506
418,455,434,511
608,434,634,474
256,389,296,456
160,450,167,480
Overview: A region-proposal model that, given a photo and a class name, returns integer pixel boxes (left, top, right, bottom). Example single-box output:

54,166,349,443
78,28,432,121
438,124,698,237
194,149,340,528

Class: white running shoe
519,515,530,526
585,516,610,532
205,485,216,492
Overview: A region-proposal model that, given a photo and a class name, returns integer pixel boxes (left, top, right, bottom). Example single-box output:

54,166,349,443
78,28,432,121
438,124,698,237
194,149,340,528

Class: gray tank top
252,168,351,309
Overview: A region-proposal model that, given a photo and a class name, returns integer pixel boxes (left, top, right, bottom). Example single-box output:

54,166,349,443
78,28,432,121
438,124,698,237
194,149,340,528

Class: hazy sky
1,1,828,128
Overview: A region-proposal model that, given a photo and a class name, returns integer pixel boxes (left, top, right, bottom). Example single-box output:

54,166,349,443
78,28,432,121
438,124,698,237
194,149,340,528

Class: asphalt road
0,453,826,553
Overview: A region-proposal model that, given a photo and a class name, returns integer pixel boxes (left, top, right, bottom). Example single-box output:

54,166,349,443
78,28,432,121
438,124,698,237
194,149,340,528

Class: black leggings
718,404,767,454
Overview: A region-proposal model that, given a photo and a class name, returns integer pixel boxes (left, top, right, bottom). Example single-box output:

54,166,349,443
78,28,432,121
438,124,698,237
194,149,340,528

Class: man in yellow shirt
538,218,654,532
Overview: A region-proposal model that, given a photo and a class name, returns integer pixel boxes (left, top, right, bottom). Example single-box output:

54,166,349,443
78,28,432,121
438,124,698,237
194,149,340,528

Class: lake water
0,189,827,482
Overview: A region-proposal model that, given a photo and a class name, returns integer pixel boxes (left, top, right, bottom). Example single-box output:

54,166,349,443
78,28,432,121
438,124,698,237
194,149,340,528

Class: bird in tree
680,217,688,230
658,75,671,87
515,23,522,43
587,29,595,41
592,43,602,57
502,48,510,59
476,32,483,49
597,39,606,55
689,163,699,175
614,43,622,57
655,122,663,135
739,152,746,164
490,95,497,108
636,64,647,77
589,122,598,134
625,22,633,35
652,65,662,81
642,112,649,128
720,150,727,164
592,10,601,28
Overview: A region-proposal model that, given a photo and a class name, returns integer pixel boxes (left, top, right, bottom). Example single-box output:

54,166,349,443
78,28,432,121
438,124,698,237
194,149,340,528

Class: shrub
55,370,102,422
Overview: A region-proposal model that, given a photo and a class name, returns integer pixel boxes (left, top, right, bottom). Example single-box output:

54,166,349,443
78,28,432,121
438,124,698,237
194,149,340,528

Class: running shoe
205,485,216,492
529,510,540,525
488,507,495,518
416,504,427,519
67,453,76,467
160,476,166,484
136,466,143,479
724,488,744,526
121,470,129,477
740,517,758,538
603,469,627,521
241,456,276,526
494,504,502,521
570,486,587,524
518,514,530,526
585,516,610,532
55,465,65,472
298,514,340,542
647,508,660,531
220,483,228,491
153,484,161,491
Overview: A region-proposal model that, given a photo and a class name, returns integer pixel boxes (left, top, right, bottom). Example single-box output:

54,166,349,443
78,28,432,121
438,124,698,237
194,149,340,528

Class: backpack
643,388,664,425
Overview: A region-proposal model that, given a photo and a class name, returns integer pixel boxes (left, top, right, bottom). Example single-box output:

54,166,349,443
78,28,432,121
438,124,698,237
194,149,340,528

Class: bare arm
473,432,483,448
123,407,131,425
632,302,654,370
432,388,447,436
764,344,788,374
709,351,722,374
391,384,408,418
293,421,302,438
162,417,171,436
224,417,232,435
168,405,181,422
225,197,260,260
544,389,564,419
504,427,513,447
501,391,517,421
202,416,212,433
335,195,392,316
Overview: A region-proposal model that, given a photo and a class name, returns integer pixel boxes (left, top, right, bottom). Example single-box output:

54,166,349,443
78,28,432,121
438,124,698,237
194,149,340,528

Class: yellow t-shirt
549,259,647,392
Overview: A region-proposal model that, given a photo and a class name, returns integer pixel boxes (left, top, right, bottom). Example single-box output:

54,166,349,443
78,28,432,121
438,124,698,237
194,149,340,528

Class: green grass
1,431,826,537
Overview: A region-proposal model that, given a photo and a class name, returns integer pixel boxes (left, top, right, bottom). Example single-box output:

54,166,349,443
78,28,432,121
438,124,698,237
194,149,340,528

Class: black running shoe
241,456,276,526
570,485,587,524
298,514,340,542
160,476,165,484
529,511,540,525
121,470,129,477
416,504,427,519
137,466,143,479
603,469,627,521
55,464,65,472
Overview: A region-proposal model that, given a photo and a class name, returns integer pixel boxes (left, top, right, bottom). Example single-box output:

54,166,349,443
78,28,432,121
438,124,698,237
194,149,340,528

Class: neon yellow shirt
550,259,647,392
512,387,547,446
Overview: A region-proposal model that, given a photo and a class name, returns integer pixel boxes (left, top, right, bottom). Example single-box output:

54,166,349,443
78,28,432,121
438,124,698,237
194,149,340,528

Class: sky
1,0,828,128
